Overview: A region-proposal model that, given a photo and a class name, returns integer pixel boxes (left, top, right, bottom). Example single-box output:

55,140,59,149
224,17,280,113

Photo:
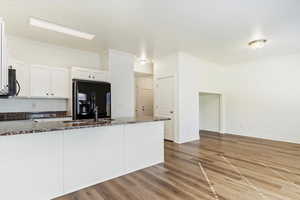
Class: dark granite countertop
0,111,69,121
0,117,170,136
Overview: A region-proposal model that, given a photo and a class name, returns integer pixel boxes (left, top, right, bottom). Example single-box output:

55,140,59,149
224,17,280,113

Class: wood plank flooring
54,131,300,200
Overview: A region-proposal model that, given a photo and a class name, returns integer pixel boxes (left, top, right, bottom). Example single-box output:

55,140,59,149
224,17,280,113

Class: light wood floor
55,131,300,200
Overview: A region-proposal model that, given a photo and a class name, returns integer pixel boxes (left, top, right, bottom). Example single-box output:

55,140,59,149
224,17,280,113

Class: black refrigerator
72,79,111,120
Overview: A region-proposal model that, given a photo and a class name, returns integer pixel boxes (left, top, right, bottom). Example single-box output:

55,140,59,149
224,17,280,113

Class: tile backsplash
0,98,68,113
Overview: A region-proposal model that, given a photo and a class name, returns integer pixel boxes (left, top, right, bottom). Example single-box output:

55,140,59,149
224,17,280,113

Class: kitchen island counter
0,116,169,136
0,117,167,200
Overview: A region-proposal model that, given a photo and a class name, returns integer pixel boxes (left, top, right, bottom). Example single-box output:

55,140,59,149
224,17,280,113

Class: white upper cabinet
31,65,69,98
71,67,109,82
94,71,108,81
71,68,90,80
51,68,69,98
31,65,51,98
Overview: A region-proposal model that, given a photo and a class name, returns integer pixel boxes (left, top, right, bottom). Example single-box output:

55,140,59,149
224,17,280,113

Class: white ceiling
1,0,300,65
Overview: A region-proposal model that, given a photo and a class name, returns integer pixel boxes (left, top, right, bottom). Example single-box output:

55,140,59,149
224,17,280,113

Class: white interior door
156,77,174,141
136,77,154,117
136,88,153,117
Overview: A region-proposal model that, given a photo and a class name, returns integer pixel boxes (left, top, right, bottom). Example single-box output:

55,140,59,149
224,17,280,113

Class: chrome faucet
94,106,98,122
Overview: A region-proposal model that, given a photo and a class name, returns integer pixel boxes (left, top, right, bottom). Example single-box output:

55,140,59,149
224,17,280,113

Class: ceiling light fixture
29,18,95,40
139,59,148,65
248,39,267,49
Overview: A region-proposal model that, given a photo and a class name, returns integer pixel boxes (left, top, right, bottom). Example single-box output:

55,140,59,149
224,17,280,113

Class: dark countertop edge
32,116,72,120
0,118,170,137
0,111,69,122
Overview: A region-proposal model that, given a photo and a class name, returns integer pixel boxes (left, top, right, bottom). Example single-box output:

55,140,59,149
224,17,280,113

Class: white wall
225,53,300,144
109,49,135,118
154,53,178,78
155,51,300,144
153,53,179,142
154,52,225,143
199,94,220,132
134,62,153,75
7,35,101,69
99,50,109,70
153,53,179,119
177,52,224,143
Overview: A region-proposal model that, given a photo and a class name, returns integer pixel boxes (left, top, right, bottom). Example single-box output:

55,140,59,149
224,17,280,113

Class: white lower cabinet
0,122,164,200
63,122,164,194
124,122,164,173
0,133,63,200
63,126,124,193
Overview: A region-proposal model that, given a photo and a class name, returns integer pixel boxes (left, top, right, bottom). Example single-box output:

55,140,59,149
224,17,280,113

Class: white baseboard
224,131,300,145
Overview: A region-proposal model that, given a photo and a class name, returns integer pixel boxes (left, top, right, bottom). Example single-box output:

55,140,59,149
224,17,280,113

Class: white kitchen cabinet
31,65,52,97
0,133,63,200
0,121,165,200
51,67,69,98
63,126,124,193
124,122,164,173
31,65,69,98
12,61,30,97
94,70,108,81
71,67,109,82
71,68,90,80
63,122,164,194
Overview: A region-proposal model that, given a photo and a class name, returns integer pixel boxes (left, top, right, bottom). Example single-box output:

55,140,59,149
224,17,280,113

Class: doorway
199,92,222,134
135,73,154,118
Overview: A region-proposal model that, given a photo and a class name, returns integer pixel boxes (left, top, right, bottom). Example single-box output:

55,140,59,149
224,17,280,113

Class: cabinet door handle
46,93,49,96
51,93,54,96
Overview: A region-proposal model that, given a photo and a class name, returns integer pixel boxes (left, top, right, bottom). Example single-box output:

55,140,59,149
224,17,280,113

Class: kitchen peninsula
0,117,169,200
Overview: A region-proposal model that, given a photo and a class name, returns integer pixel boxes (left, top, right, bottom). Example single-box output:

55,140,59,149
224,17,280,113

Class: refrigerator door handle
72,80,78,120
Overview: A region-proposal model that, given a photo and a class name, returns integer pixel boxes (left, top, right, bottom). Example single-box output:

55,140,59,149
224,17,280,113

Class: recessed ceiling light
248,39,267,49
29,18,95,40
